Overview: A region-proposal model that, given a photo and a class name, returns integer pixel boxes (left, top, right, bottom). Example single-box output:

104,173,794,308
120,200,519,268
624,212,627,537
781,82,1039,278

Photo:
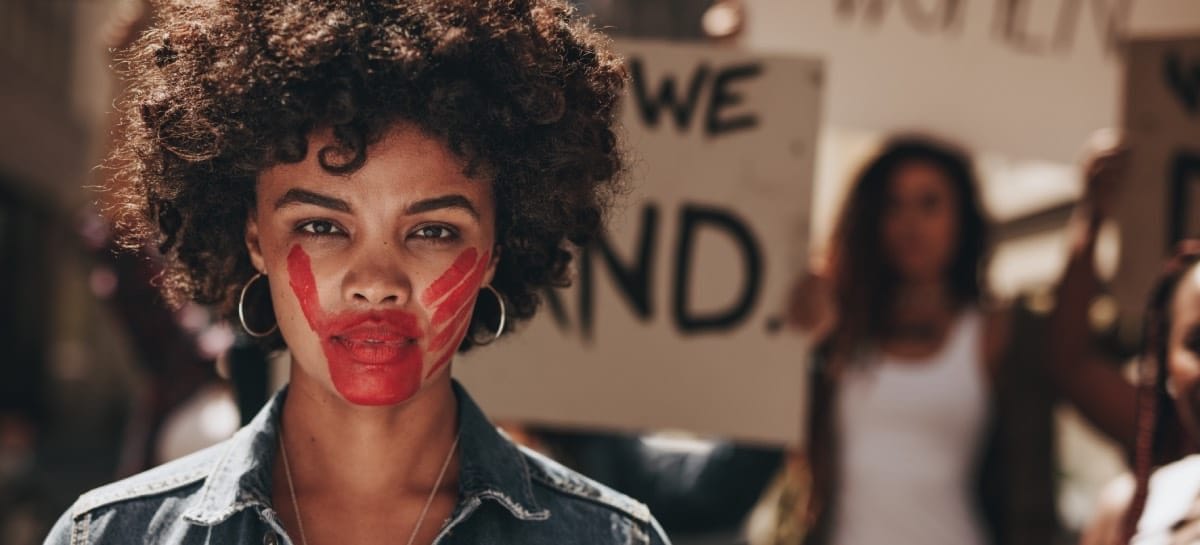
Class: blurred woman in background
784,134,1136,545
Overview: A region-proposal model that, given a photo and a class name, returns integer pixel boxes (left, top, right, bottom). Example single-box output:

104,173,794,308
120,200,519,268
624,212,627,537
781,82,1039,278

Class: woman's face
880,160,960,283
1168,263,1200,446
246,123,497,407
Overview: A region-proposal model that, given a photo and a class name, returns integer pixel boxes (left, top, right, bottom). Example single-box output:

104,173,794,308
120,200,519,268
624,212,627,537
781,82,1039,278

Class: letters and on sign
456,40,821,446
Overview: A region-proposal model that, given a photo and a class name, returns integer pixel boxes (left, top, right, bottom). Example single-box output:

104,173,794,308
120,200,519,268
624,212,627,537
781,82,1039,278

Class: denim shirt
44,381,671,545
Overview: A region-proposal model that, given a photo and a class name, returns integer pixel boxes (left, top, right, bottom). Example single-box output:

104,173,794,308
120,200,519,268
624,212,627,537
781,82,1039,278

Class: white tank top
830,308,990,545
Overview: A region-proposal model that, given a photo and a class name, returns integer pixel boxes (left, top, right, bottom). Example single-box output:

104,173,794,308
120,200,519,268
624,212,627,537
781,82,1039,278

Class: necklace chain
277,429,460,545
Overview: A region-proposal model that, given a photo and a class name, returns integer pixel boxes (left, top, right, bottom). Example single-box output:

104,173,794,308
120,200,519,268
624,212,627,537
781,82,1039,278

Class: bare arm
1049,139,1137,453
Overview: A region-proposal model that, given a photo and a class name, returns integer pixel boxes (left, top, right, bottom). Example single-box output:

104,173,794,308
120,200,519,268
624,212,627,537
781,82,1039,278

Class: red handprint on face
422,248,491,378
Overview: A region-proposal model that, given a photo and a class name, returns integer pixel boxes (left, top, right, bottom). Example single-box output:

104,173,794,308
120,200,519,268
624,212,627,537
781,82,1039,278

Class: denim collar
182,380,548,526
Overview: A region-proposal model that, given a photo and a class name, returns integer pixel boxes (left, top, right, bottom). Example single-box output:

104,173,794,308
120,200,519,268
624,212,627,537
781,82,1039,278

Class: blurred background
2,1,1200,545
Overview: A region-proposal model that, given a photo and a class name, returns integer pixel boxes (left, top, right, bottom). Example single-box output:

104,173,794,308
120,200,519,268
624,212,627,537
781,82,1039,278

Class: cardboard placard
455,40,821,446
1113,35,1200,330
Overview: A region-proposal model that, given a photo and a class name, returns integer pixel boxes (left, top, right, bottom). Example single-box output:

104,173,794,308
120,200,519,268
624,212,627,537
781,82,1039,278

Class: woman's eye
297,220,344,236
1187,327,1200,354
413,225,458,241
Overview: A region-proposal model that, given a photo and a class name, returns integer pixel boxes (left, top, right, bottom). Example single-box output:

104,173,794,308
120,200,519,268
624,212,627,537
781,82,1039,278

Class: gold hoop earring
238,272,278,338
473,284,506,346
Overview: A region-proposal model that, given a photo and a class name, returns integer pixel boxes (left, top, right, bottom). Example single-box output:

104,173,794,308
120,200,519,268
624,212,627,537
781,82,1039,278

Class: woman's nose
341,246,412,306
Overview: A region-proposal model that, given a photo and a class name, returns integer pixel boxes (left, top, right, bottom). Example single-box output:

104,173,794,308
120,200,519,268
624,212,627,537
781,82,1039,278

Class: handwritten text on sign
455,40,821,446
747,0,1127,164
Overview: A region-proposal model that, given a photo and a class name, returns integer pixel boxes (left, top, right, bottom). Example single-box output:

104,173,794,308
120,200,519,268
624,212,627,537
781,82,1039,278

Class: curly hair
107,0,627,351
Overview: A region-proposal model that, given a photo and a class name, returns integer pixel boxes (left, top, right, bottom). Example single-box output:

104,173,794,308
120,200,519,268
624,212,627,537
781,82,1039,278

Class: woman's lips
334,323,416,342
327,318,423,365
331,336,417,364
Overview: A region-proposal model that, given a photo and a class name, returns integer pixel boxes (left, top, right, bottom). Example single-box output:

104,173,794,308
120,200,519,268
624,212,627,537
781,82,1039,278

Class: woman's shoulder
43,439,231,545
76,441,225,513
515,443,671,544
978,299,1014,351
979,296,1057,376
960,299,1014,379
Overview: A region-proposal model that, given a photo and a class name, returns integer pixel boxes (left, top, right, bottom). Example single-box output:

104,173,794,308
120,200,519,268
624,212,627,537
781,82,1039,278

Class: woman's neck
277,367,460,499
890,278,957,325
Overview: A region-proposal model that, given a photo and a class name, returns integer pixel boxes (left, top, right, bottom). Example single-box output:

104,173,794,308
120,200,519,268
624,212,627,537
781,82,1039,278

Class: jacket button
263,532,279,545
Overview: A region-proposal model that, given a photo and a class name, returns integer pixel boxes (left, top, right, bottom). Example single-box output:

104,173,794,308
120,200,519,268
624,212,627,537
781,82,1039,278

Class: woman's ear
245,214,267,274
481,245,501,286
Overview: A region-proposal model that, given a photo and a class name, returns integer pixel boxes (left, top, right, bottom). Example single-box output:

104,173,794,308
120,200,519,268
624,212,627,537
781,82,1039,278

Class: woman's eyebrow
405,194,479,220
274,188,352,213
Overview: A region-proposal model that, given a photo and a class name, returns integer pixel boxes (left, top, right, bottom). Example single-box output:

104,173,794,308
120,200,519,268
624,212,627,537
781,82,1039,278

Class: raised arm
1049,136,1137,453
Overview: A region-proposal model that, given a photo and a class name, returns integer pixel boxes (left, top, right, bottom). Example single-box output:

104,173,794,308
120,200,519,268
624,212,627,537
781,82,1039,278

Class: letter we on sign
456,40,823,446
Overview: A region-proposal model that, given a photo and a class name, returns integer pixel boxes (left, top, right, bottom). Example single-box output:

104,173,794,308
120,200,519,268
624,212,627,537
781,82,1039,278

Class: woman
784,134,1135,545
44,1,670,544
1079,243,1200,544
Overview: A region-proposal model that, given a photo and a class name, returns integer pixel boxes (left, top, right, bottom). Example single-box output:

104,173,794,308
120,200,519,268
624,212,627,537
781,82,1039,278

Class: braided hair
1122,240,1200,542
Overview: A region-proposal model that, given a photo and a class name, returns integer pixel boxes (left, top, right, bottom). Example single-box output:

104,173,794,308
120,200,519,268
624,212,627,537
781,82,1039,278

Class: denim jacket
44,381,671,545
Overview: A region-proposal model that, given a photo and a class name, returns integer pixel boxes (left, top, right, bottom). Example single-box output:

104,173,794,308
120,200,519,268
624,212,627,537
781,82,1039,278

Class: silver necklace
278,429,460,545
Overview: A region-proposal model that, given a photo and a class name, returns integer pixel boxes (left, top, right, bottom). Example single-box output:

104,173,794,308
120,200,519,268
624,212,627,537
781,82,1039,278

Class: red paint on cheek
429,300,476,354
421,249,491,378
421,247,478,306
430,254,490,326
427,313,475,379
286,245,425,406
287,245,323,330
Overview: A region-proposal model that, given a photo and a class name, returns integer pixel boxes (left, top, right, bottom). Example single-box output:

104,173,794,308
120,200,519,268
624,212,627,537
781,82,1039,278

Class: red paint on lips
287,245,425,406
